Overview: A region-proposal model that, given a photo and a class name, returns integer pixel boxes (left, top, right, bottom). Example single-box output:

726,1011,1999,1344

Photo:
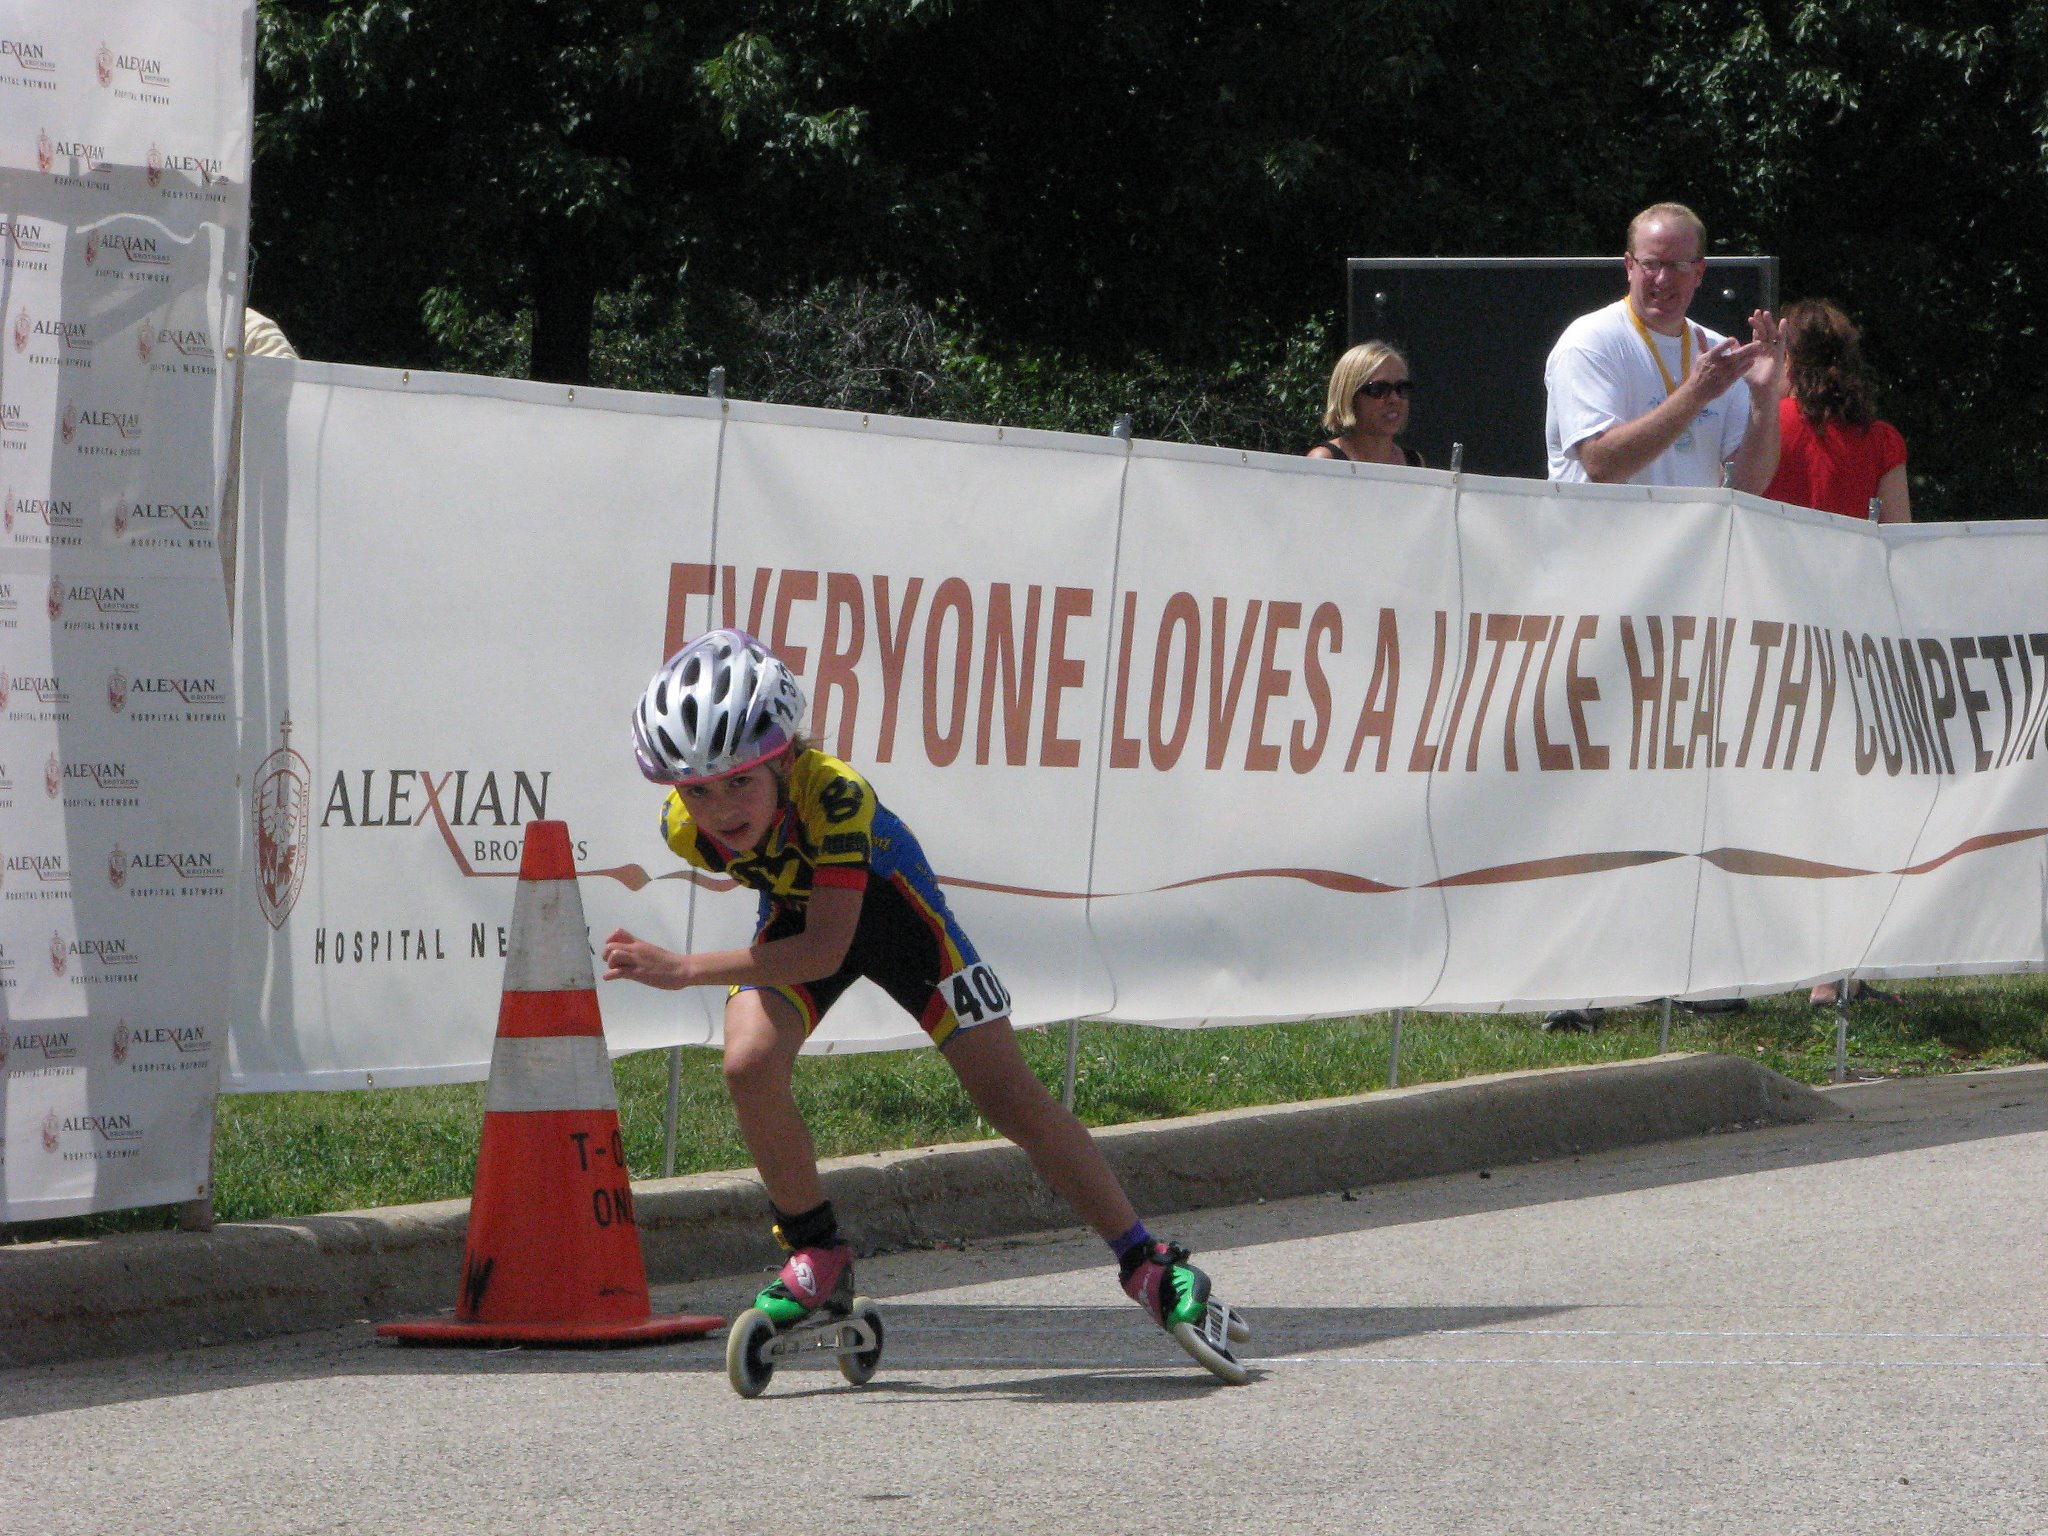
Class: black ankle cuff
773,1199,840,1251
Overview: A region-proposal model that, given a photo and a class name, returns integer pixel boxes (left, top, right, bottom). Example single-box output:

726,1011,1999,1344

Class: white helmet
632,629,806,784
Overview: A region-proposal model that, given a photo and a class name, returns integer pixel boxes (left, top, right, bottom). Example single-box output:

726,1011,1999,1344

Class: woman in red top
1763,299,1911,524
1766,300,1911,1010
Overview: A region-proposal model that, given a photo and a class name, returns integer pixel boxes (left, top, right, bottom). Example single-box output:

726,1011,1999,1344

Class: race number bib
940,961,1012,1029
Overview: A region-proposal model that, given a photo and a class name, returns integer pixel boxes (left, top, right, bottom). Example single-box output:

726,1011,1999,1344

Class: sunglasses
1358,379,1414,399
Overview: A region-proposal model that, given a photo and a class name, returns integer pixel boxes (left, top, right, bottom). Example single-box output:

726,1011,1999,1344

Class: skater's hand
601,929,688,989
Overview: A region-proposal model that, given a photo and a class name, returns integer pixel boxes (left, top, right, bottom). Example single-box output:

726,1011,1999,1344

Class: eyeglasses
1627,255,1702,278
1358,379,1414,399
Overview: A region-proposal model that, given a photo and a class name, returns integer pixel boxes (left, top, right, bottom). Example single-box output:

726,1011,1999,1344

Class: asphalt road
5,1068,2045,1535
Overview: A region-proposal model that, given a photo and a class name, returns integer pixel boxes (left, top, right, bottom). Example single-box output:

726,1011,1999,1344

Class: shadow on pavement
0,1300,1572,1417
6,1069,2041,1417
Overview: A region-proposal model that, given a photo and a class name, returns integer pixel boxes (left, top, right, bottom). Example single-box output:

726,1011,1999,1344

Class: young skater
602,628,1246,1382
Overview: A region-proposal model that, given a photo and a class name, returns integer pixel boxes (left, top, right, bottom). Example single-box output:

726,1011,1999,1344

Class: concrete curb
0,1052,1836,1369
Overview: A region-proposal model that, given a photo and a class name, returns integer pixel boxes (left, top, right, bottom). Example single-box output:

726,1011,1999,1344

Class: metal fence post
1834,981,1852,1083
661,1047,684,1177
1387,1008,1406,1088
1064,409,1135,1113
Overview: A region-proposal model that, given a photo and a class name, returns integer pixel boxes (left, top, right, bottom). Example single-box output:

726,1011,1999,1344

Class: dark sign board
1345,257,1778,480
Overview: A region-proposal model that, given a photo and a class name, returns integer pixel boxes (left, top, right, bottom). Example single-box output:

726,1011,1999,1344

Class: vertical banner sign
232,363,2048,1091
0,1,251,1218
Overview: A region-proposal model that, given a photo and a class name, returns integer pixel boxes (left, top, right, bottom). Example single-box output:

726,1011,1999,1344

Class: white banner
0,1,250,1218
230,361,2048,1089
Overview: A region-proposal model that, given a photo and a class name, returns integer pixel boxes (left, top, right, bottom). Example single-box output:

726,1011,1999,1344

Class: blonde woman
1308,341,1423,467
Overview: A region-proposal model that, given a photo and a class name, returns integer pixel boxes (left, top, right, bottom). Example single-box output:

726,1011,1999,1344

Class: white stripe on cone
484,1036,620,1113
502,877,597,992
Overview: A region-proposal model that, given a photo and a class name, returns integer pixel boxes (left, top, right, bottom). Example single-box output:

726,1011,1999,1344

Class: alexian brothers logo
2,39,55,77
68,405,143,445
7,850,70,890
40,133,111,177
12,305,86,359
119,847,225,894
156,324,211,358
94,42,112,88
10,1028,74,1066
44,750,57,798
7,670,71,714
121,51,167,86
148,143,224,192
1,219,51,258
111,1018,128,1063
87,231,171,275
148,143,226,195
61,758,140,804
54,933,139,982
106,668,127,712
54,1110,143,1149
129,673,223,713
7,490,81,539
57,580,140,623
119,498,211,539
4,495,76,544
46,572,62,618
254,716,311,929
41,1109,59,1153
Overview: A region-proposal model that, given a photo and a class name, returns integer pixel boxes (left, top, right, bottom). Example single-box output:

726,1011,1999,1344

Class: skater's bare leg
942,1017,1138,1241
722,989,826,1215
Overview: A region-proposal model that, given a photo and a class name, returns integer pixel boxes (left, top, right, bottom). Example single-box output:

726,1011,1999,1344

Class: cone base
377,1311,725,1347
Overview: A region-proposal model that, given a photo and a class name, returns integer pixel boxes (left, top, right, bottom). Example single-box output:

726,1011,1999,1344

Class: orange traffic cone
379,821,723,1346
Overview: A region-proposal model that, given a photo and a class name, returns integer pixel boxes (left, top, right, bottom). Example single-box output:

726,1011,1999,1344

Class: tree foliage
252,0,2048,517
1648,0,2048,516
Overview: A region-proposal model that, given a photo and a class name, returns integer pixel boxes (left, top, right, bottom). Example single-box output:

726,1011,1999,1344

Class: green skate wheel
727,1307,777,1398
837,1298,884,1387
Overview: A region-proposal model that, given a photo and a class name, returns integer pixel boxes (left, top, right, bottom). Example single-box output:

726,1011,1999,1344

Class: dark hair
1783,299,1876,430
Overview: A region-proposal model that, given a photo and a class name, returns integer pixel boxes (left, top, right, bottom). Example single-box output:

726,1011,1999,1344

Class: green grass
7,974,2046,1245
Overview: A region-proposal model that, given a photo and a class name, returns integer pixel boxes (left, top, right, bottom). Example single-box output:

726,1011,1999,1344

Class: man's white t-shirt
1544,299,1747,486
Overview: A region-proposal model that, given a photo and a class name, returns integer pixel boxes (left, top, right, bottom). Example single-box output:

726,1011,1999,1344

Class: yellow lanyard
1625,301,1693,397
